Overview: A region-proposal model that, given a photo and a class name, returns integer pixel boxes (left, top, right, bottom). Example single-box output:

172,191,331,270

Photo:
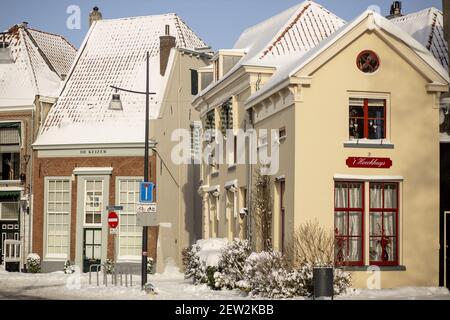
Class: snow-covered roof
0,24,77,108
197,0,345,97
34,13,207,147
392,7,448,71
247,10,450,106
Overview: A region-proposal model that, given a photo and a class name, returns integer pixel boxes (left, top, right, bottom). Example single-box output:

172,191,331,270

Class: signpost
140,182,154,203
136,203,157,227
108,211,119,229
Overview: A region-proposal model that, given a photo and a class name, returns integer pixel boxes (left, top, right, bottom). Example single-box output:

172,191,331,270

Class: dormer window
211,50,245,82
197,65,213,91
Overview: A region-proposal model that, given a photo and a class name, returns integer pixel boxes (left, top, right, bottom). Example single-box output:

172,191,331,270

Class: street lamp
109,51,156,289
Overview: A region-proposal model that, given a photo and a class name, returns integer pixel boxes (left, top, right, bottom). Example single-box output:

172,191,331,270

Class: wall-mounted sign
346,157,392,169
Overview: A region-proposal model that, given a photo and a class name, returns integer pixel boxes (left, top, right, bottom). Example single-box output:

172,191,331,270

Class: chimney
444,1,450,50
387,1,403,19
159,25,176,76
89,6,102,27
21,21,28,28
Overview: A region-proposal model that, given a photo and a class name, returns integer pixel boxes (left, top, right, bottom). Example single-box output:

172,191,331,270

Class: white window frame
83,179,103,227
44,177,71,260
116,177,143,262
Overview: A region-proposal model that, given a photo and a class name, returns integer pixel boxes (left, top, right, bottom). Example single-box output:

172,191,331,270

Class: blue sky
0,0,443,50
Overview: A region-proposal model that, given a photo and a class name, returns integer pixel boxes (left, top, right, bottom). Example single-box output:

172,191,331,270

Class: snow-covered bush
183,244,207,284
183,238,229,286
239,251,301,298
147,257,155,274
214,239,252,290
103,259,115,275
64,260,76,274
26,253,41,273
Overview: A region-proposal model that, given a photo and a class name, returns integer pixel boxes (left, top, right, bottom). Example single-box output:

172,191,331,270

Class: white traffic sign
137,203,156,214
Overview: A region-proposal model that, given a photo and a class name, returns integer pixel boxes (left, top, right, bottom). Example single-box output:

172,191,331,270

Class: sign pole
142,51,150,289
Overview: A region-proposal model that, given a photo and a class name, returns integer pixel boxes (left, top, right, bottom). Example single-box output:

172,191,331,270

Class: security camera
239,207,248,219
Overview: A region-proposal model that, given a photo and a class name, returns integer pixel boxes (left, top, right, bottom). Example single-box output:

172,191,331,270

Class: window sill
344,139,394,149
338,265,406,272
0,180,21,184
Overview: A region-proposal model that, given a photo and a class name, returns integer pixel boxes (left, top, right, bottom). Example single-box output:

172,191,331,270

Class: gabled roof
34,13,207,147
246,10,450,106
392,7,448,71
26,28,77,77
0,24,77,108
197,0,345,98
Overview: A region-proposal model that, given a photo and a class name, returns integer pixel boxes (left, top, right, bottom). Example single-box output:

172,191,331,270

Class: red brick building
0,23,76,269
32,12,208,272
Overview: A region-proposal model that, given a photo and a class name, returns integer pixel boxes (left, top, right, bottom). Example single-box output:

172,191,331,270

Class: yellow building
245,10,449,288
195,2,450,288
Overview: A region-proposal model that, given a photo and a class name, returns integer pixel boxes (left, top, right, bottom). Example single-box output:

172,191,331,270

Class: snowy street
1,265,450,300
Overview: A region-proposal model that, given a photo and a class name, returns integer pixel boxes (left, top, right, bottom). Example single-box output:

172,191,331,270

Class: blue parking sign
140,182,154,203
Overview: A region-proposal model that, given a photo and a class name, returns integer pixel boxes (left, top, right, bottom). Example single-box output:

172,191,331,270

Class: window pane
369,238,382,261
335,184,348,208
368,106,384,118
384,184,397,209
348,238,362,261
350,105,364,117
383,212,396,236
349,118,364,139
370,212,383,236
349,212,361,236
368,119,384,139
370,184,383,208
386,238,396,262
349,183,362,208
334,212,347,236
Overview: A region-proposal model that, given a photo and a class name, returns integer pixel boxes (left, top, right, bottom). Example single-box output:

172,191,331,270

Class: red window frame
349,99,386,140
334,181,365,267
369,182,399,266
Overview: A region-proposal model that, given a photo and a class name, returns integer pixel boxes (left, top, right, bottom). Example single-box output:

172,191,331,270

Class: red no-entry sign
108,211,119,229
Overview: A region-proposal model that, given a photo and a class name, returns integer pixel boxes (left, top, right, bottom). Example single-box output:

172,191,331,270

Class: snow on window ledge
344,139,394,149
338,265,406,272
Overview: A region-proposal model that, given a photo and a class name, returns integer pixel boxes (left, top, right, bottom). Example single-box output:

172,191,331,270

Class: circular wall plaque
357,50,380,73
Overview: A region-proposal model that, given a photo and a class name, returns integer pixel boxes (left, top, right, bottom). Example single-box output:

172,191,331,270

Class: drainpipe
246,110,254,247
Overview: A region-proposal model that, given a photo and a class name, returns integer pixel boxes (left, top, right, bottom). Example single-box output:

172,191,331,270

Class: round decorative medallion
356,50,380,73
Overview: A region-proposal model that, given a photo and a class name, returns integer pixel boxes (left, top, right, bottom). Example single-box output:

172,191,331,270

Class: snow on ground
1,264,449,300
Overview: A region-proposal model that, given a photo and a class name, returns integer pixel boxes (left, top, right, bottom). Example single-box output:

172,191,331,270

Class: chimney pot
89,6,103,27
165,25,170,36
21,22,28,28
387,1,403,19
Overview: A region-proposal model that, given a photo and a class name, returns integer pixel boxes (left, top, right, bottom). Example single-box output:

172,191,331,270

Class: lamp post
109,51,156,289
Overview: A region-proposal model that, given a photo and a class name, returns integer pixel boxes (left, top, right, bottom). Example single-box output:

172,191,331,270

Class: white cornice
73,167,113,175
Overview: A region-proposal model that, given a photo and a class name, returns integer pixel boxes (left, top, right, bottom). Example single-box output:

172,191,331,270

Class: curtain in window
369,183,398,264
334,183,363,264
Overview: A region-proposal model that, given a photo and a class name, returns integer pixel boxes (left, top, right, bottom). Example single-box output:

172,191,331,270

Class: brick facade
32,153,158,262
